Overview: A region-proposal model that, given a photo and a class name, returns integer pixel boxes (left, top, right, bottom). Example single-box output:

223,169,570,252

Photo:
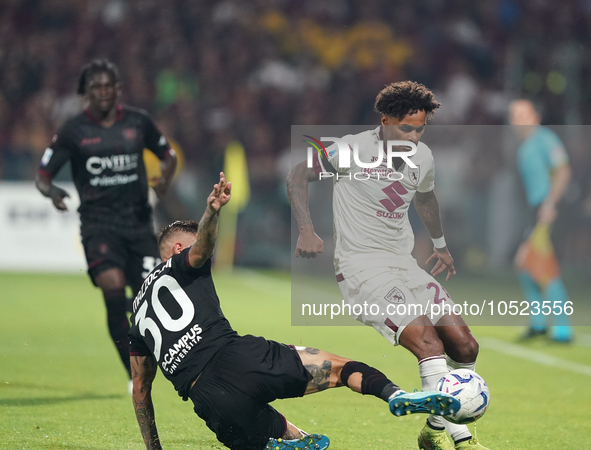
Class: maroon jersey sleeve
38,123,77,177
129,331,153,357
141,112,170,160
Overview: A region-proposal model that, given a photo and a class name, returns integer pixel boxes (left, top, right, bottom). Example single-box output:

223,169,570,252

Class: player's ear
381,115,389,125
173,242,183,255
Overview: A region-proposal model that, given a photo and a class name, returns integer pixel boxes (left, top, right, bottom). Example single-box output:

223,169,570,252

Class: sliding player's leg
266,423,330,450
188,337,330,450
295,346,459,417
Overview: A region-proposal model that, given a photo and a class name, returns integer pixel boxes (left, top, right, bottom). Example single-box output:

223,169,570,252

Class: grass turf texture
1,271,590,449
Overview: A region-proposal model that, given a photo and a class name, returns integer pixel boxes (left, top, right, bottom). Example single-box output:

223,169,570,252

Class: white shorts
337,265,455,346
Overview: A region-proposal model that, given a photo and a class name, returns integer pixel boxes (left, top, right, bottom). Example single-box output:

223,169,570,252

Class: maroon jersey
38,104,170,233
129,249,239,400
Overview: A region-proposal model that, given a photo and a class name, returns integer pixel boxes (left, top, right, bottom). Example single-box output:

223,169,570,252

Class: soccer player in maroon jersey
35,59,177,388
128,173,459,450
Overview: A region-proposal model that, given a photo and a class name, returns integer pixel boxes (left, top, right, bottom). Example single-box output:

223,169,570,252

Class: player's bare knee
450,336,479,363
465,337,479,361
400,322,444,359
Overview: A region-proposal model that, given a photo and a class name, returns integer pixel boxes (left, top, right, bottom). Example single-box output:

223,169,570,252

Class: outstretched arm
287,161,324,258
188,172,231,268
131,355,161,450
414,190,456,281
35,172,70,211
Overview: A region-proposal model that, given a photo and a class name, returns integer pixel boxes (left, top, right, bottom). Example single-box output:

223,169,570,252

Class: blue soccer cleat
266,434,330,450
389,390,460,417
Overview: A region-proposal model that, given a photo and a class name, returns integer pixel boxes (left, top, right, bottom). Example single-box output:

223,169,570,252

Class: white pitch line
479,337,591,377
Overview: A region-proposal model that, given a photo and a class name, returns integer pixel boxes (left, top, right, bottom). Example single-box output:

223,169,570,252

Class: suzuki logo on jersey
305,136,417,170
86,153,139,175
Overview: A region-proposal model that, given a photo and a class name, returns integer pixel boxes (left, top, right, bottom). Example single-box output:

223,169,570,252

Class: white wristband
432,236,446,249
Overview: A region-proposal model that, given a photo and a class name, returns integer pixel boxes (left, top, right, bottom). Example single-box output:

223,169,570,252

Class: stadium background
1,0,590,272
1,1,591,449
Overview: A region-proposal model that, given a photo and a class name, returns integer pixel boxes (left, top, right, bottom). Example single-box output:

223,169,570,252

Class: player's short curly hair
77,58,121,95
374,81,441,120
158,220,199,249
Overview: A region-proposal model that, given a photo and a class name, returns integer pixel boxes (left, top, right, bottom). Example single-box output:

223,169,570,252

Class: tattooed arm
188,172,231,268
131,355,162,450
414,190,456,281
286,161,324,258
414,190,444,242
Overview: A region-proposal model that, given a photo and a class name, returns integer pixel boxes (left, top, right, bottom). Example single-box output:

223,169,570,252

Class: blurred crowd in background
1,0,590,271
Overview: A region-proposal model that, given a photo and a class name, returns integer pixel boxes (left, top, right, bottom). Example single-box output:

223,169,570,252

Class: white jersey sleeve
416,145,435,193
317,138,355,175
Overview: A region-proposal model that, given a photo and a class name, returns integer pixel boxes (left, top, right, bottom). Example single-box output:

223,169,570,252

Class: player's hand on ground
426,247,456,281
295,227,324,258
49,186,70,211
207,172,231,212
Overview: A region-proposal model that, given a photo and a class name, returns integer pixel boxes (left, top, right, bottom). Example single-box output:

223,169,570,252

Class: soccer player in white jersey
287,81,488,450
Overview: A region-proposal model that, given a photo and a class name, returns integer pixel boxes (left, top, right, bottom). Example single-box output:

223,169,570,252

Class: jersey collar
379,125,411,171
85,104,124,126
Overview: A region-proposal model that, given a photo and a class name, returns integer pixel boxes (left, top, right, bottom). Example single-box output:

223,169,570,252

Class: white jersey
315,126,435,278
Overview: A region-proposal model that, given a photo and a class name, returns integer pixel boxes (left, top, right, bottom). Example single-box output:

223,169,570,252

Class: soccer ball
436,369,490,424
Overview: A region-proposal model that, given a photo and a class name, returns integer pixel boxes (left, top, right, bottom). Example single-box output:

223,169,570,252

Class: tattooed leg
295,347,349,394
295,347,399,401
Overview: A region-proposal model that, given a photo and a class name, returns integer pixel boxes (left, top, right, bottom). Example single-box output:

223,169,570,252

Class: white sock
418,355,448,429
447,356,476,372
444,357,475,443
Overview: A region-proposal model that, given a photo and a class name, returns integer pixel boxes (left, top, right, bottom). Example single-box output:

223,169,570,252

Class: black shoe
519,327,547,341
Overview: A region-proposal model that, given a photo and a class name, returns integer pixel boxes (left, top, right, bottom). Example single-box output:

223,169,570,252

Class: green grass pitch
1,270,590,449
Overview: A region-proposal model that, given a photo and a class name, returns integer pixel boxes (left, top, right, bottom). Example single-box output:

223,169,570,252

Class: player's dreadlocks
77,58,121,95
158,220,199,250
374,81,441,120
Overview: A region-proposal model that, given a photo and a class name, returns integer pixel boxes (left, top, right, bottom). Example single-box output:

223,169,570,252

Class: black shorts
188,335,312,450
81,227,160,293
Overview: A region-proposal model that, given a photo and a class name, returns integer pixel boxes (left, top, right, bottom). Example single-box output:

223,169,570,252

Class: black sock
104,288,131,378
340,361,400,402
